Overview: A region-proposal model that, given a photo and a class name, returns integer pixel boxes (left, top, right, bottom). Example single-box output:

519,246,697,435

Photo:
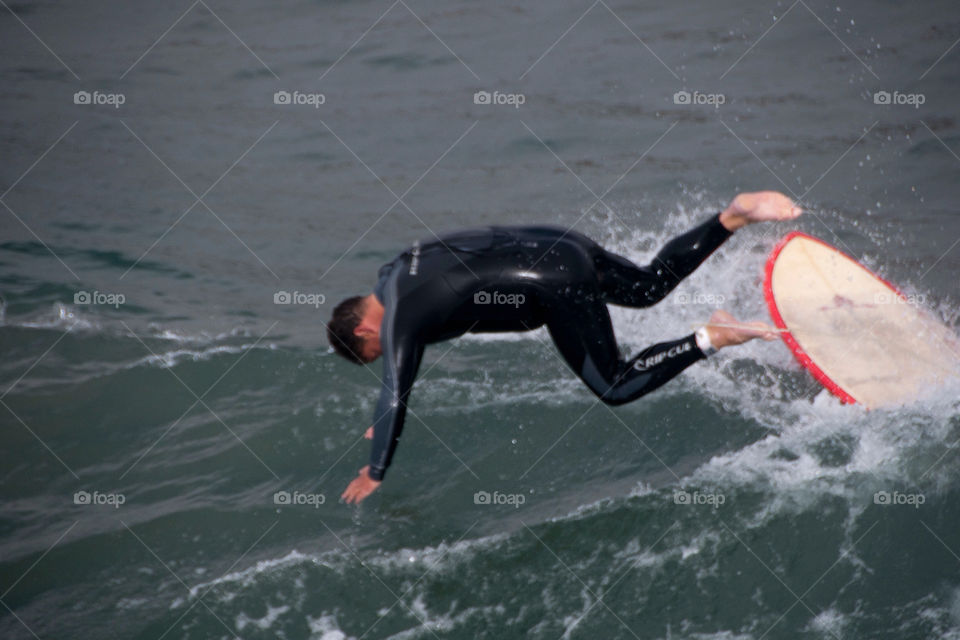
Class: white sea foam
16,302,99,331
235,603,290,631
174,535,516,639
306,613,353,639
805,607,849,638
146,323,255,344
3,302,270,372
179,531,510,608
124,342,274,370
656,629,754,640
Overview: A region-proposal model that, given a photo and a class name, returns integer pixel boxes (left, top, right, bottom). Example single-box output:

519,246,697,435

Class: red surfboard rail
762,231,911,406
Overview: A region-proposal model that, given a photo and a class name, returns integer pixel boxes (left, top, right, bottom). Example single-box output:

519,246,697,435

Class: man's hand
364,426,373,439
705,310,778,349
341,465,381,504
719,191,801,231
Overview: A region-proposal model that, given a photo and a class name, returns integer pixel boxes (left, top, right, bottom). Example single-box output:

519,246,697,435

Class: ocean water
2,1,960,638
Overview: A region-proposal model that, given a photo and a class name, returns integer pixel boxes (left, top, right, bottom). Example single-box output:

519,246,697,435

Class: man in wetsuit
329,191,801,504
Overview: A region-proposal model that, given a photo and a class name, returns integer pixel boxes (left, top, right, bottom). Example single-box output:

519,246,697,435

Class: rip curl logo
633,342,692,371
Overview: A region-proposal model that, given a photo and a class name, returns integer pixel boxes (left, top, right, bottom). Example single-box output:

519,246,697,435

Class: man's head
327,294,383,364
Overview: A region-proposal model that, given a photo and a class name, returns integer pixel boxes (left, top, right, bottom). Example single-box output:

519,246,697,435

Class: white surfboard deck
764,232,960,409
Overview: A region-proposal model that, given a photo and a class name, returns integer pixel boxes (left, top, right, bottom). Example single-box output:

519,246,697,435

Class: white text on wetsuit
632,342,692,371
408,240,420,276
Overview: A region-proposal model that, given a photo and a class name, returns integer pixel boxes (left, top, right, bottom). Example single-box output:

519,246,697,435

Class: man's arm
341,291,424,504
366,334,424,481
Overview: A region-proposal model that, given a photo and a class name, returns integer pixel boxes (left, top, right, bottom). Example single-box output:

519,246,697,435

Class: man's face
359,335,382,363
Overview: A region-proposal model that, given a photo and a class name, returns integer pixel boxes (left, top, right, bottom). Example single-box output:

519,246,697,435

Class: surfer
331,191,802,503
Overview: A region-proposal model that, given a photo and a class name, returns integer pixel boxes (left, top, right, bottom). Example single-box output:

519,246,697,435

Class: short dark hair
327,295,368,365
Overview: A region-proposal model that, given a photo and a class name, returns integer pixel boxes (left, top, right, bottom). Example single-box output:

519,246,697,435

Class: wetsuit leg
543,293,704,405
535,215,731,404
534,238,706,406
592,213,732,307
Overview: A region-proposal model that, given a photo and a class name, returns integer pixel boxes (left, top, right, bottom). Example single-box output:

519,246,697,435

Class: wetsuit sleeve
367,274,425,481
368,336,423,481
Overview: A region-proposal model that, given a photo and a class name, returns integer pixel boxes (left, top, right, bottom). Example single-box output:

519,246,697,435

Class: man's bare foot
719,191,802,231
705,310,779,349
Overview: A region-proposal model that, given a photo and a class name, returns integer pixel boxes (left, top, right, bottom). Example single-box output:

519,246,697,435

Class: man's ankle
718,208,748,232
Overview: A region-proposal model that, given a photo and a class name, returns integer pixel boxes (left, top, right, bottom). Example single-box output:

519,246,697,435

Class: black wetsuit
367,214,732,480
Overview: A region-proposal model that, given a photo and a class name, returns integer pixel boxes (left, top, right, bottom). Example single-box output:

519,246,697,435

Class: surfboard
763,231,960,409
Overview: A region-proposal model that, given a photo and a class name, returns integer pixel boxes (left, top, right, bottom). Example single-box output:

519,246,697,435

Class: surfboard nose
764,232,960,409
